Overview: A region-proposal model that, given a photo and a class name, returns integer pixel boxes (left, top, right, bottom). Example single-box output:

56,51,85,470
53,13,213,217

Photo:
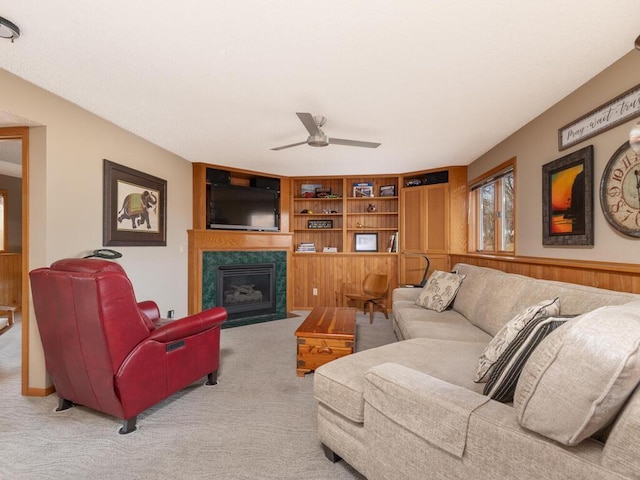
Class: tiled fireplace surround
202,250,287,328
188,230,293,328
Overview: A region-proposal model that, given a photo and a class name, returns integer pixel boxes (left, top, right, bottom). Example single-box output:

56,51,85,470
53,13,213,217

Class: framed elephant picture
103,159,167,246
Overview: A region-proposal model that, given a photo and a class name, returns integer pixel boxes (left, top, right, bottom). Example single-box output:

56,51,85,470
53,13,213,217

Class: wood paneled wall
0,253,21,307
449,254,640,294
291,253,398,310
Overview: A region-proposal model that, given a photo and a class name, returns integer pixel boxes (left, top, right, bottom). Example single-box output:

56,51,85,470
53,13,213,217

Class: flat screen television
209,183,280,232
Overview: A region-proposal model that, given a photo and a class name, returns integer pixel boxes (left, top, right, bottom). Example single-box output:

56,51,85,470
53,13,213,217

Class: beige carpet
0,310,396,479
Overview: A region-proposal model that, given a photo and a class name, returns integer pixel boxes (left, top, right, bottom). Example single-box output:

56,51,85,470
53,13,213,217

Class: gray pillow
415,270,466,313
514,301,640,446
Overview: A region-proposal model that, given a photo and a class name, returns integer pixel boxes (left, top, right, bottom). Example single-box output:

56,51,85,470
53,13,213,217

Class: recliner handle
166,340,185,352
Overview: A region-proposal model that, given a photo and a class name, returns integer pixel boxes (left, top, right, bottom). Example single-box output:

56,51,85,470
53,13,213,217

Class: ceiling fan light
314,116,327,128
0,16,20,42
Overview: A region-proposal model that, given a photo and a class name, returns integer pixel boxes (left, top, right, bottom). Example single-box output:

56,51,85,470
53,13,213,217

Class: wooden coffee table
295,306,357,377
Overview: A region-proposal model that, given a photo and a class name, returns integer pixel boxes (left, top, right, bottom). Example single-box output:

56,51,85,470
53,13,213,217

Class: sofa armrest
392,287,421,303
364,363,489,458
148,307,227,343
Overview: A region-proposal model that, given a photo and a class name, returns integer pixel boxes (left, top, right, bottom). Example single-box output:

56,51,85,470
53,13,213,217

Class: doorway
0,127,29,395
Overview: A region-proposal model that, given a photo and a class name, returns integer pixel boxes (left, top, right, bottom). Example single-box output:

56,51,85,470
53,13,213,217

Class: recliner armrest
138,300,161,324
364,363,489,458
148,307,227,343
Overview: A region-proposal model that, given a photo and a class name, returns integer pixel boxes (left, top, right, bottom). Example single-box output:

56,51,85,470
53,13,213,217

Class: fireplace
202,250,287,328
217,263,276,319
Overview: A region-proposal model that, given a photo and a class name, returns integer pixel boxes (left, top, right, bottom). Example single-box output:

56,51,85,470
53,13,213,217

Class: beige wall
0,69,193,390
469,50,640,263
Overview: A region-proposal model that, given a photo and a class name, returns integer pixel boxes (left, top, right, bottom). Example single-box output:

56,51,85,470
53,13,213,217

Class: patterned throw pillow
474,298,560,383
415,270,466,313
483,314,577,402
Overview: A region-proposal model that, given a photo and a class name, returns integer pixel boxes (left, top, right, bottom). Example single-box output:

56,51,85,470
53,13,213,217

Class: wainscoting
0,253,21,307
449,254,640,294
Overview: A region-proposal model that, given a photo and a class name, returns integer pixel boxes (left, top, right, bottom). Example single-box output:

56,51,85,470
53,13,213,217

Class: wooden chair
345,274,389,324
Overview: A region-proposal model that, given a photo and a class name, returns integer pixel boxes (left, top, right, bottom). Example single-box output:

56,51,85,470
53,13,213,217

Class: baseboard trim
24,385,55,397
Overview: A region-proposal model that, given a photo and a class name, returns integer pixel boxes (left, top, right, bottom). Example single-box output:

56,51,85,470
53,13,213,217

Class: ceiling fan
271,112,381,151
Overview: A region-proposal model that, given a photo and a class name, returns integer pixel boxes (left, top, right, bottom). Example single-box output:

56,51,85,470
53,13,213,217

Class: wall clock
599,141,640,237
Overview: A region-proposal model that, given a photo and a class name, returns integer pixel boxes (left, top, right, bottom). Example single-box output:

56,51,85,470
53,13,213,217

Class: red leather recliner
29,258,227,434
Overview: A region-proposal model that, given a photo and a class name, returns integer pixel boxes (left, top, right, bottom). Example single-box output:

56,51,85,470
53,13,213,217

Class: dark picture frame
103,159,167,246
354,232,378,252
542,145,593,246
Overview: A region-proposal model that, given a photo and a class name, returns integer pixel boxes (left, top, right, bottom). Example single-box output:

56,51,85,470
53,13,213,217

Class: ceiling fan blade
329,138,381,148
296,112,321,136
270,141,307,151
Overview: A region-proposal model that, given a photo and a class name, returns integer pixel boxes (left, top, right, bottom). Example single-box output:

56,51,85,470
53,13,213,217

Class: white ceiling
0,1,638,177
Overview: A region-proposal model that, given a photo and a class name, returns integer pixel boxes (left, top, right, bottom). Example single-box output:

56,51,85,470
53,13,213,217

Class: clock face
600,141,640,237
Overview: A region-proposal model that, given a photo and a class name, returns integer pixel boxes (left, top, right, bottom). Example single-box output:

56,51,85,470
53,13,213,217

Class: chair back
363,273,389,297
29,259,152,418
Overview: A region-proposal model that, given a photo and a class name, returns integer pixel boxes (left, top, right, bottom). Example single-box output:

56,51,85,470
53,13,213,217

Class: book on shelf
296,242,316,252
353,182,374,198
387,232,399,252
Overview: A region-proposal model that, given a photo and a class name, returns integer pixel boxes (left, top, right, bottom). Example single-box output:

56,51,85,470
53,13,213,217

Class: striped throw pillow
475,298,561,383
483,314,577,402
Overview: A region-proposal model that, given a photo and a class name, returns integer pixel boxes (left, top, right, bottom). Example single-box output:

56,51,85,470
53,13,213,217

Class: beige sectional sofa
313,263,640,479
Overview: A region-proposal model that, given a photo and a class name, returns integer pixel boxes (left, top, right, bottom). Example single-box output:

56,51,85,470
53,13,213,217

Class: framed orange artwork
542,145,593,246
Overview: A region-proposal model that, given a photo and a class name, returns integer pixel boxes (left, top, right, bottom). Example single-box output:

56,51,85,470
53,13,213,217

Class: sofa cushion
450,265,497,324
392,303,493,343
602,385,640,477
514,301,640,446
475,298,560,382
415,270,466,312
483,314,576,402
364,363,490,458
314,338,486,423
451,264,640,337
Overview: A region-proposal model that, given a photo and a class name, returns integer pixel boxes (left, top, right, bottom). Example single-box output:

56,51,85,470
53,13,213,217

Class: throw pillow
483,314,577,402
474,298,560,383
514,301,640,446
415,270,466,313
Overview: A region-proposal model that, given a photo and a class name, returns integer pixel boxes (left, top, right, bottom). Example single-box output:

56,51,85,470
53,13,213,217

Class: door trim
0,127,31,395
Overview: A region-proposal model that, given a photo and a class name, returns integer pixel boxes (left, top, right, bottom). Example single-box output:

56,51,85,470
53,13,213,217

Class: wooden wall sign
558,83,640,151
307,219,334,229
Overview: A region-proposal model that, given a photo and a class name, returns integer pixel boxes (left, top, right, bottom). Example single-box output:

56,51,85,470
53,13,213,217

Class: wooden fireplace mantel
187,229,294,314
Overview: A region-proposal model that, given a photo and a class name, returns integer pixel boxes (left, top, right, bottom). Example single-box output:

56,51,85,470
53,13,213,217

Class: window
0,189,6,252
469,160,515,254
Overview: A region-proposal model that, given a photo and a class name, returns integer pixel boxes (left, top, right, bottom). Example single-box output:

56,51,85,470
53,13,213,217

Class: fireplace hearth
217,263,276,319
